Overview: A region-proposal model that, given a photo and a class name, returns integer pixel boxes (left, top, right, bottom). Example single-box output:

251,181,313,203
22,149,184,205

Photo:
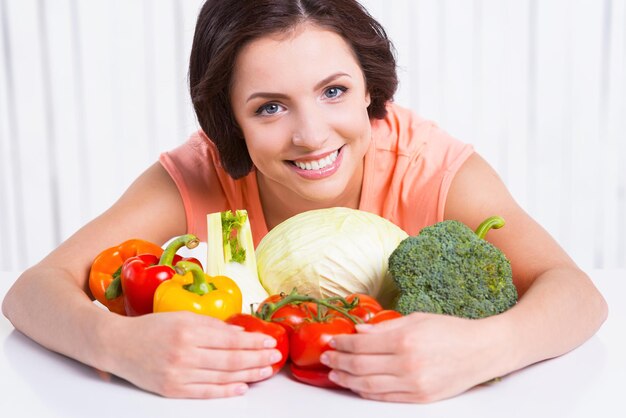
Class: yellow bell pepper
153,261,242,320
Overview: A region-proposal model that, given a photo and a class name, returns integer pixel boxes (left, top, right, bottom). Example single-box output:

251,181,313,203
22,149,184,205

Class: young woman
2,0,607,403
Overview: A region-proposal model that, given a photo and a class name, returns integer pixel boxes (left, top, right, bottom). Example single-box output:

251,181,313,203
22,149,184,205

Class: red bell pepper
121,234,202,316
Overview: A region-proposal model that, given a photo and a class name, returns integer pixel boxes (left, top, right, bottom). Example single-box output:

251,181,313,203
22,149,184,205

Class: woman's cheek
245,123,291,159
332,106,371,147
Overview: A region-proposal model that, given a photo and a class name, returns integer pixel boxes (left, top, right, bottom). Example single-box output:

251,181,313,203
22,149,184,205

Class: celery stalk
206,212,226,276
207,210,248,275
236,210,258,276
206,209,269,312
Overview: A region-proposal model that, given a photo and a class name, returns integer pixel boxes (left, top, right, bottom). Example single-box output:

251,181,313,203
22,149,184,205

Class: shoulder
157,131,229,240
159,130,235,197
370,102,473,167
160,130,220,169
370,102,427,154
362,103,475,233
157,131,262,242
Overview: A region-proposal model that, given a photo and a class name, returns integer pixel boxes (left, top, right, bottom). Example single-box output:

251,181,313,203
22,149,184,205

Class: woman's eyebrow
312,72,351,91
245,72,351,103
246,91,289,103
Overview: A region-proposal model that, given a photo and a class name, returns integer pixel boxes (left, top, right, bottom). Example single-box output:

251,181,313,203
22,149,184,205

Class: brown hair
189,0,397,179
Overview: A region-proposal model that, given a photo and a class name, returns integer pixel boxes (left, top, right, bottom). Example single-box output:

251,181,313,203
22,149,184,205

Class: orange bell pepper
89,239,163,315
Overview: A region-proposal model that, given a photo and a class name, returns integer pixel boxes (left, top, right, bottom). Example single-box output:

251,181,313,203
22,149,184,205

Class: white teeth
294,150,339,170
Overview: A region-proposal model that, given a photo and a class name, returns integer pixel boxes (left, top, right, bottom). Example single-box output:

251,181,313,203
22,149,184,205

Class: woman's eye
256,103,283,116
324,86,347,99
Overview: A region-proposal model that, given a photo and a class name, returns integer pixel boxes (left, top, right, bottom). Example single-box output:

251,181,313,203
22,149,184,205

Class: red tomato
345,293,383,312
257,294,283,311
226,313,289,377
367,309,403,324
348,305,378,322
290,364,341,388
269,304,313,334
290,317,355,368
327,293,383,322
257,295,317,335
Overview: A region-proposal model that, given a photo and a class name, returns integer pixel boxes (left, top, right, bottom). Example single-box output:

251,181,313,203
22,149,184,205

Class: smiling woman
1,0,609,405
230,26,373,223
188,0,396,181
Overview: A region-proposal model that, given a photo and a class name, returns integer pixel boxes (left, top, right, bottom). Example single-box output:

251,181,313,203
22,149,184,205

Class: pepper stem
475,216,506,240
174,260,215,296
104,266,123,300
159,234,200,266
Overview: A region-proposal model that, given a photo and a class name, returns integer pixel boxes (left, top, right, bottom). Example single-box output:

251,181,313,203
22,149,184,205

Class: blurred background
0,0,624,272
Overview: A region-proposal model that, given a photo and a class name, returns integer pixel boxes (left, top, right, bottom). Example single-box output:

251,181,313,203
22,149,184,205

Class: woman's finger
357,390,428,403
321,351,400,375
328,370,405,394
330,330,400,354
194,327,277,350
354,312,429,334
191,347,283,371
163,382,249,399
185,365,277,384
160,310,243,330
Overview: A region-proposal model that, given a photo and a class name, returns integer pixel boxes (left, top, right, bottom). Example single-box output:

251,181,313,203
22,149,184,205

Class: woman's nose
291,105,329,150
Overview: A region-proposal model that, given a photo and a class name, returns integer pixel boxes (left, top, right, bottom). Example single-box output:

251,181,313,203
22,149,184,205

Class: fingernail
270,351,282,363
356,324,373,332
259,367,273,378
320,353,329,365
235,384,248,395
328,339,336,348
328,371,338,382
263,338,276,348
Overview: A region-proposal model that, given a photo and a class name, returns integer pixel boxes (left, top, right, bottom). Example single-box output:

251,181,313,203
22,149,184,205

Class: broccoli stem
474,216,505,240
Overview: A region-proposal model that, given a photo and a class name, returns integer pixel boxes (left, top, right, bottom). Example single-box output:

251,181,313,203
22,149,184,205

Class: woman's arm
2,163,281,398
323,153,608,403
443,153,608,361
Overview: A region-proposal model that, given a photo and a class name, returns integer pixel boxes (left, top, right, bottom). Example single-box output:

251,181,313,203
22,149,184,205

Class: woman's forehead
231,24,362,91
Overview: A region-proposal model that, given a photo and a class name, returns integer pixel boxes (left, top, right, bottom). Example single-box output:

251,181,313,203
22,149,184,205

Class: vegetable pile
388,216,518,318
89,206,519,392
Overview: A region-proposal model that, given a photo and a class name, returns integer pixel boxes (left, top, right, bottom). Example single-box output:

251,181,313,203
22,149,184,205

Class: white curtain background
0,0,624,271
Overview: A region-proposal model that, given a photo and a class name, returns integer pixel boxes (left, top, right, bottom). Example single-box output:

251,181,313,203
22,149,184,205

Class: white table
1,270,624,418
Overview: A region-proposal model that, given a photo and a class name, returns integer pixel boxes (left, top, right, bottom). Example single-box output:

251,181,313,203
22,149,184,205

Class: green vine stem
257,289,363,324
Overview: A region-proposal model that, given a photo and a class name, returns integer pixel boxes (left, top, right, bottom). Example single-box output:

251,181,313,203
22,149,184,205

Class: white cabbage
256,207,408,308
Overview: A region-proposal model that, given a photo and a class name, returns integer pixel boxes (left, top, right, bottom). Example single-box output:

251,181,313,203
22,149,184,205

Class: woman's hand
106,310,283,399
321,312,506,403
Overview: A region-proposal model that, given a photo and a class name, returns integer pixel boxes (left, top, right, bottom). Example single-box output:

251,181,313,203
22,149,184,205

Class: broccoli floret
388,216,518,319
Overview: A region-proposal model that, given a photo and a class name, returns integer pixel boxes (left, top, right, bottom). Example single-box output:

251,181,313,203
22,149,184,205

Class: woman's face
230,24,372,206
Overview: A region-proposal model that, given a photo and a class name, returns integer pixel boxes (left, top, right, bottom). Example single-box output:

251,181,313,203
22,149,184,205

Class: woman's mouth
288,147,344,180
293,149,339,171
